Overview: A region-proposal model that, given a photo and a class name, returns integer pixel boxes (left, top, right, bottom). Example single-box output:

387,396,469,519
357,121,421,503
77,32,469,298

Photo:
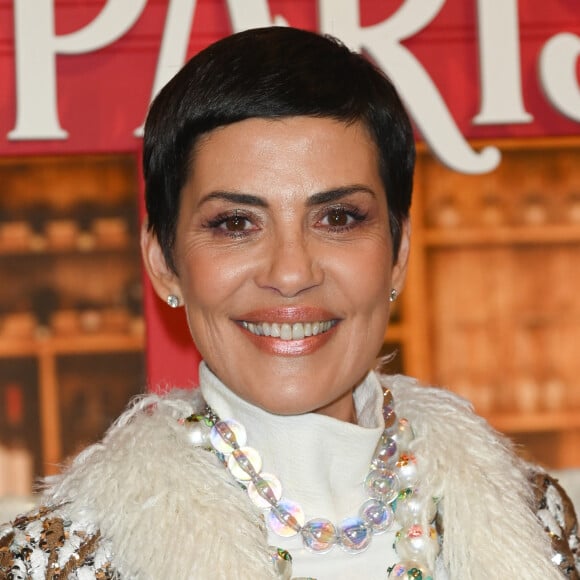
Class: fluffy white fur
386,375,560,579
42,375,561,579
46,390,276,580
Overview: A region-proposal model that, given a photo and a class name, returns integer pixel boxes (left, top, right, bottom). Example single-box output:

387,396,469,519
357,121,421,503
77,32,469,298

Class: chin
253,388,354,420
242,385,319,415
252,395,315,416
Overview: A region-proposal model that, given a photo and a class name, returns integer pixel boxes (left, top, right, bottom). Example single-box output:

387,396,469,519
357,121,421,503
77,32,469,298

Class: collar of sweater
200,362,384,521
199,363,400,579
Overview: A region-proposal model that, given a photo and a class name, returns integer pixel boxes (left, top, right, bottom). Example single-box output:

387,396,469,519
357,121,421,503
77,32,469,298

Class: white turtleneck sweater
199,362,400,580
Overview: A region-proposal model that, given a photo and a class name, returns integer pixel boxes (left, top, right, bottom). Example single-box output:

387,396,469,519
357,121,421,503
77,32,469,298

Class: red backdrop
0,0,578,388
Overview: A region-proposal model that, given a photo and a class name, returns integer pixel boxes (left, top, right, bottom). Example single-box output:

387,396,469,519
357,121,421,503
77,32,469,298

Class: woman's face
143,117,409,422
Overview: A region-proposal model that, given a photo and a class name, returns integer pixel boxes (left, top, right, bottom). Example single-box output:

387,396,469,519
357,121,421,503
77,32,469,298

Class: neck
314,389,357,423
194,365,436,578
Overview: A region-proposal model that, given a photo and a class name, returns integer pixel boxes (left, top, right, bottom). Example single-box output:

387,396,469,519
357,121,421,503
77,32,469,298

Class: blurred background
0,0,579,509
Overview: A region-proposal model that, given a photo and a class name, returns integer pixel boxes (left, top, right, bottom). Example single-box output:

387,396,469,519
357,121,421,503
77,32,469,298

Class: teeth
292,323,304,340
242,320,335,340
280,324,292,340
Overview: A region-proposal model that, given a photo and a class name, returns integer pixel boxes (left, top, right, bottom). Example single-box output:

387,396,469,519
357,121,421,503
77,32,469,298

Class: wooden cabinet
386,138,580,469
0,155,145,485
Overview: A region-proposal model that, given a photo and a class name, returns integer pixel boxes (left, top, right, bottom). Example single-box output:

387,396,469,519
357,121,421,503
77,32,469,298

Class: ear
140,221,181,305
391,219,411,294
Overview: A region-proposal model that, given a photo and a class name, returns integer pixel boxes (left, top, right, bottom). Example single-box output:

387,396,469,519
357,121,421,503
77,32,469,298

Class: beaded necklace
181,387,440,579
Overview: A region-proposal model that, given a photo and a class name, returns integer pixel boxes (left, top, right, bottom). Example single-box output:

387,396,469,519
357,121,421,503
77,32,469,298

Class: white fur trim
386,374,561,579
40,376,563,579
45,390,276,580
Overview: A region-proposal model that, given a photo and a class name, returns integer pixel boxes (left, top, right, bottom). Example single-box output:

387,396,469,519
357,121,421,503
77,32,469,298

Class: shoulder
377,373,569,578
47,387,206,496
44,386,215,523
35,387,272,579
378,373,488,446
1,389,205,579
377,372,528,500
379,373,473,413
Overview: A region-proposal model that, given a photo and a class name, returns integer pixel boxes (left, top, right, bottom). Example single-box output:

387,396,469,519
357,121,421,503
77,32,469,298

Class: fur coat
1,374,579,579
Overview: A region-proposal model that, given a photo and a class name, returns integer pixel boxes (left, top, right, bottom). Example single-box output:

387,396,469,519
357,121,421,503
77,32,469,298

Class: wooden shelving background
386,138,580,469
0,155,145,487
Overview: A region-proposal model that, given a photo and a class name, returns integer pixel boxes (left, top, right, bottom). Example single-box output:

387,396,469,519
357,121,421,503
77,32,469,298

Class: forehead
186,116,383,199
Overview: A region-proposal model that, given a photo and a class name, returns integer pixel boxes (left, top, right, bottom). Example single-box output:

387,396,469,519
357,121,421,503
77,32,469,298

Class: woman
1,27,578,580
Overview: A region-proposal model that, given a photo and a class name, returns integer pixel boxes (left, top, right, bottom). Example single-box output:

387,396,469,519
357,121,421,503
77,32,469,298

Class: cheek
177,250,253,310
333,244,392,307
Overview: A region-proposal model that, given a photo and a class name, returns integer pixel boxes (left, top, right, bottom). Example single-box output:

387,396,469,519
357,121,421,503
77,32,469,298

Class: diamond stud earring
389,289,398,303
167,295,180,308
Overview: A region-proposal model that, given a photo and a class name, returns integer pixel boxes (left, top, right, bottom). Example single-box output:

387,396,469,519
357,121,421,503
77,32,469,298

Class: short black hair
143,26,415,271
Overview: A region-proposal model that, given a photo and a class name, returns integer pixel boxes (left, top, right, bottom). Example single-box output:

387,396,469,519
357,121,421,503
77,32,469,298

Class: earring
389,289,398,303
167,294,180,308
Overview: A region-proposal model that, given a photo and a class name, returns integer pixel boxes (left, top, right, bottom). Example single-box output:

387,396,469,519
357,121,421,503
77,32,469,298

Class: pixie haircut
143,26,415,272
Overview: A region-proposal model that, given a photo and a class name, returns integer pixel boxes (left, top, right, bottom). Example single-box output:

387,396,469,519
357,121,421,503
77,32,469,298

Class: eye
325,208,352,227
318,206,366,230
204,211,258,237
221,214,251,232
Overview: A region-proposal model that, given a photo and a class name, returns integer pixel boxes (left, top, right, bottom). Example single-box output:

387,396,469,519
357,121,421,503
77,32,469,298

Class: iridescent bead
372,432,398,469
248,473,282,508
365,469,400,503
395,524,440,562
227,446,262,481
210,419,246,453
395,489,437,527
383,405,397,430
383,389,394,407
183,421,211,448
301,518,337,553
396,453,419,488
268,499,305,537
359,498,395,533
270,547,293,580
393,418,414,451
387,561,433,579
337,517,372,553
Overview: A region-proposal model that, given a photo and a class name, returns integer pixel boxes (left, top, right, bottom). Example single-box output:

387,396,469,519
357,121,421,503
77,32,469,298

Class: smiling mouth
240,320,338,340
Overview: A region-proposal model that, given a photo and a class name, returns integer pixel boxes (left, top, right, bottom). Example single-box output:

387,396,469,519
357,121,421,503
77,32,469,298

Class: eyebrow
198,191,267,208
306,185,376,206
198,185,376,209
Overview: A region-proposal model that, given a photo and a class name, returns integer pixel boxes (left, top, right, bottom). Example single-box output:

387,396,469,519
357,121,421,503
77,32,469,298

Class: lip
235,306,340,356
237,306,337,323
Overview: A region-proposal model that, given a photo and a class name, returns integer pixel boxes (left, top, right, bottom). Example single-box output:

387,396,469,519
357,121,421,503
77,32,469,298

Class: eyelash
318,205,368,232
203,211,256,238
203,204,368,238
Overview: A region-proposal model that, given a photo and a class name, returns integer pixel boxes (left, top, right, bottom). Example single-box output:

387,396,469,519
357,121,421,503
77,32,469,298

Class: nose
256,235,324,297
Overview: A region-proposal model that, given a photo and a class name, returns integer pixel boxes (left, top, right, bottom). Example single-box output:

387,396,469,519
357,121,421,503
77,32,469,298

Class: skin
142,116,410,423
